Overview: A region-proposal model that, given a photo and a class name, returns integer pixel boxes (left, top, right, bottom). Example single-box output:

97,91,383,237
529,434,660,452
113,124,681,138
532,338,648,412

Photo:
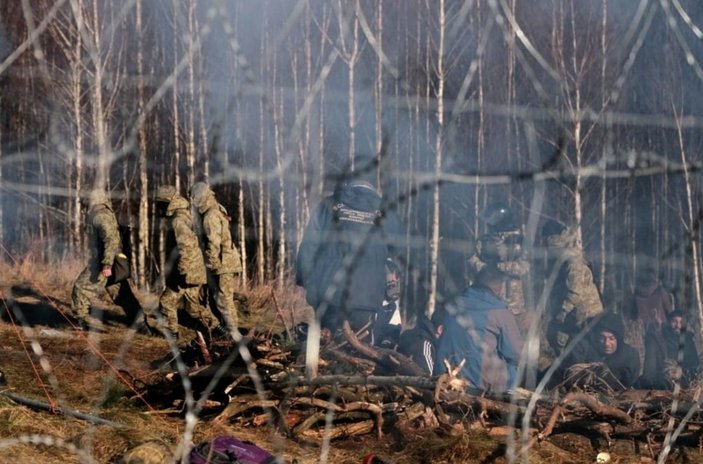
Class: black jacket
398,315,436,375
565,313,640,390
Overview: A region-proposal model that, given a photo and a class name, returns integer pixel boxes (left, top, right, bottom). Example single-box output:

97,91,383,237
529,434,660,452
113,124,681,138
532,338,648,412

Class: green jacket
195,191,242,275
165,195,207,286
88,202,121,269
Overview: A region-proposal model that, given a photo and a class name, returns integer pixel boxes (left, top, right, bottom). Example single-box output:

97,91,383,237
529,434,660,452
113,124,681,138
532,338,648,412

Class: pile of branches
132,325,703,455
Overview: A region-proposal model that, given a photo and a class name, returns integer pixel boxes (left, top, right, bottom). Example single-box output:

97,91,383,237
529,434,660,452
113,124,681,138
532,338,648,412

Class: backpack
188,436,280,464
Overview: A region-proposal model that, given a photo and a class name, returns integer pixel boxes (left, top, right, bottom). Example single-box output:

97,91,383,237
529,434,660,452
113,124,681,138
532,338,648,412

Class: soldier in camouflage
190,182,243,335
147,186,226,344
468,203,530,325
70,189,142,330
541,220,604,355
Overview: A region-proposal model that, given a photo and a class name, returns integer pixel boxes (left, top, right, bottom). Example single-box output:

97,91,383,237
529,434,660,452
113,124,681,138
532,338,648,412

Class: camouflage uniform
191,182,243,332
468,229,529,317
543,226,604,354
147,186,221,341
70,190,141,326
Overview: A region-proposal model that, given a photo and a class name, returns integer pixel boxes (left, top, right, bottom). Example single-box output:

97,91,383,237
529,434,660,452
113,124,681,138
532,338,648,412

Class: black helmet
480,202,517,231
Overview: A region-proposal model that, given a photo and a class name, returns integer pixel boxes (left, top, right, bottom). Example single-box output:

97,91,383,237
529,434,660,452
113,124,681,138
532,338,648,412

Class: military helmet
154,185,178,203
480,202,517,232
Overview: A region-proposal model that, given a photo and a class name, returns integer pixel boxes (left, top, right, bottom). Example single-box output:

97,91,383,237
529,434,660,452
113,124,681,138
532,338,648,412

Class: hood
88,189,112,211
166,195,191,217
456,286,507,312
191,183,217,214
414,314,436,339
635,281,659,298
593,312,625,342
336,183,381,211
546,226,579,249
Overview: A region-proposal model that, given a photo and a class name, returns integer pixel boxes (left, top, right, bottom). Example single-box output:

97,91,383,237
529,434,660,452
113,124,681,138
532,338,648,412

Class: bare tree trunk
90,0,109,189
172,0,182,192
136,0,148,287
185,0,197,186
675,113,703,333
428,0,446,316
598,0,608,293
71,12,84,254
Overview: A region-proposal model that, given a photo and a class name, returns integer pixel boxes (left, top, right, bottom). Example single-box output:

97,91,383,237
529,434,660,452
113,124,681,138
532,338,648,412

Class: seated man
373,259,403,348
563,312,640,390
397,310,444,375
639,310,700,389
434,266,524,394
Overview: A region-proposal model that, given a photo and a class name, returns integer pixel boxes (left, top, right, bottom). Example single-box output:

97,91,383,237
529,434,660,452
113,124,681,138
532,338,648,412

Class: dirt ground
0,260,700,463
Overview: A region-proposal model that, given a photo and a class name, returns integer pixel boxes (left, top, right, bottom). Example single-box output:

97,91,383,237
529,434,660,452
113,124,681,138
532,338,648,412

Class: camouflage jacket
197,193,242,275
467,230,529,314
87,203,121,269
165,195,207,286
545,227,603,326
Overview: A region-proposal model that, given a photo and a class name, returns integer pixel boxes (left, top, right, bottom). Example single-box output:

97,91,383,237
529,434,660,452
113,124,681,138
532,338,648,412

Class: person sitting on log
638,309,700,390
560,312,640,391
396,310,444,376
372,258,403,348
433,266,524,394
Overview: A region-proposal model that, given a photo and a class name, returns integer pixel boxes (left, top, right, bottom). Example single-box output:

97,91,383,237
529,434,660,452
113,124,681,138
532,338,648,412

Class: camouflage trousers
71,265,142,323
147,284,220,337
210,272,239,331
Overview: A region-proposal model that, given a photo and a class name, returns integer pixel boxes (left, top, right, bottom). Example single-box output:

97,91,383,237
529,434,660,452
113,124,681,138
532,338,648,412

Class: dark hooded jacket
639,323,699,389
434,285,524,393
566,313,641,389
398,314,436,375
295,182,406,313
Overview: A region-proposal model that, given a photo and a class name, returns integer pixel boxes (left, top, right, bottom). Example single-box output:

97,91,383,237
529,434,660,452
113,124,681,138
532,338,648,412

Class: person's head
154,185,178,216
88,189,109,209
635,267,658,288
475,265,506,299
594,312,624,356
598,329,619,355
480,202,517,232
541,219,567,243
190,182,212,210
668,310,686,334
384,259,401,301
340,153,378,189
431,308,445,338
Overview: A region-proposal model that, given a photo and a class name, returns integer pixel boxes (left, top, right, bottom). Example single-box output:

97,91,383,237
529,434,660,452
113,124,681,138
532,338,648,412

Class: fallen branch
541,391,632,438
1,391,125,428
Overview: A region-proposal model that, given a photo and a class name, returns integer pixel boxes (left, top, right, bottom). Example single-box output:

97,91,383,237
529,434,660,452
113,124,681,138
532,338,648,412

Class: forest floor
0,257,698,464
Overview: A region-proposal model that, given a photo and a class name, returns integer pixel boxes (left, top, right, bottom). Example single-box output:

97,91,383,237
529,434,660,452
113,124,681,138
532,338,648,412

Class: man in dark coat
434,266,524,394
295,156,406,336
564,312,640,390
639,310,699,389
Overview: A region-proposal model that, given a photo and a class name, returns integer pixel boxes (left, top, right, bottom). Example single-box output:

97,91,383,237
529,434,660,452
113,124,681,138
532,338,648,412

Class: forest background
2,0,703,333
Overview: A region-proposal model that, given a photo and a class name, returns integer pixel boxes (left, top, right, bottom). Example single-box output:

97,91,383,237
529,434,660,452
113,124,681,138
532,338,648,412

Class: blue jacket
434,286,524,393
295,183,406,313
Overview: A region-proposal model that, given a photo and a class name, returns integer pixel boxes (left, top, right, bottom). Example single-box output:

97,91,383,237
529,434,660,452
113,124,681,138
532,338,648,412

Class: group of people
70,160,699,395
295,159,701,394
69,183,243,347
